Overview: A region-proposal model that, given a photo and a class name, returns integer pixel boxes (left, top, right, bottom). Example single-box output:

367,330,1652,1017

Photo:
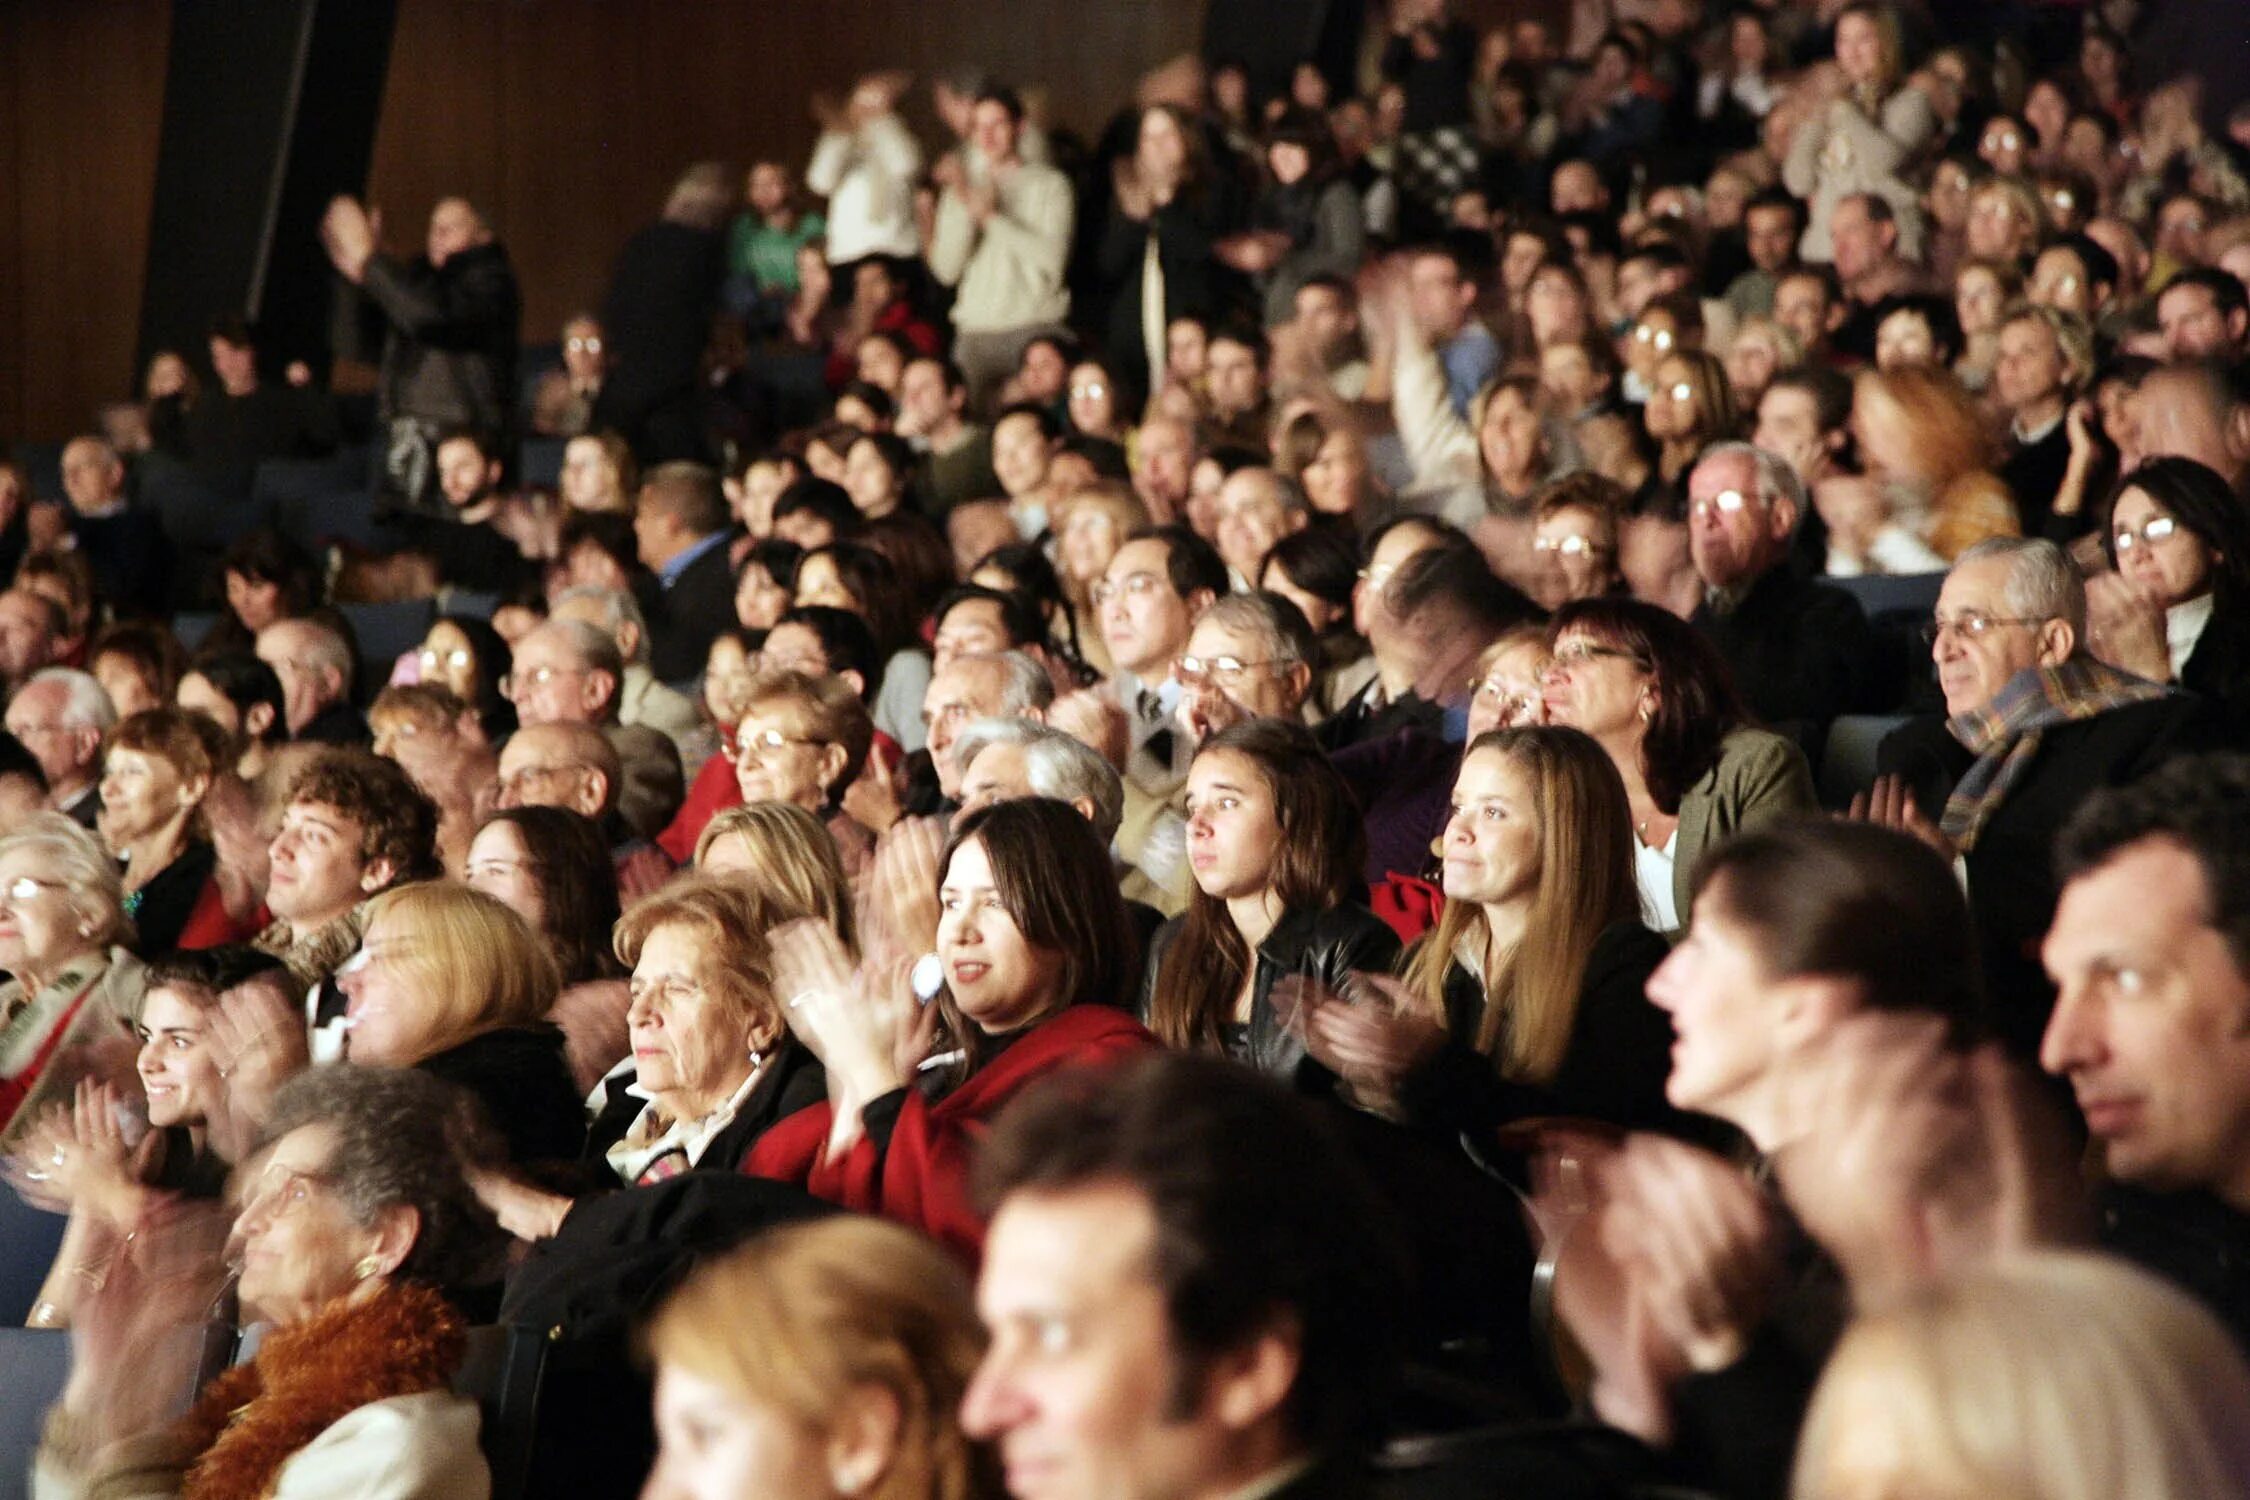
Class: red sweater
743,1005,1156,1262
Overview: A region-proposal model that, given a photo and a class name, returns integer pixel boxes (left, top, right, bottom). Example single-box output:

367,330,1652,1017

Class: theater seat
1819,714,1914,810
278,489,383,552
0,1328,69,1500
454,1325,548,1500
339,599,436,684
1375,1418,1679,1500
1831,571,1944,624
520,437,567,491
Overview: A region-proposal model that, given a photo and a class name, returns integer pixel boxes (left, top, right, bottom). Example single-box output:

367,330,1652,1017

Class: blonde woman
694,801,860,957
1723,316,1802,411
1780,2,1935,263
643,1217,998,1500
336,881,584,1164
1794,1252,2250,1500
1304,728,1682,1138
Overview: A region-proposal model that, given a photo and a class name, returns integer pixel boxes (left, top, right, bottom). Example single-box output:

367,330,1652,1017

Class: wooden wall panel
0,0,170,446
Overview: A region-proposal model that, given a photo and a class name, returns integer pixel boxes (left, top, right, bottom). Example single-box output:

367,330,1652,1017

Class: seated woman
2088,456,2250,737
196,529,321,660
1845,364,2018,568
1466,625,1552,738
98,708,242,957
13,947,295,1329
337,882,586,1166
655,627,762,861
1273,407,1391,534
793,541,932,752
746,798,1155,1261
1530,472,1630,608
36,1066,507,1500
412,614,516,744
1051,483,1148,677
1306,727,1682,1138
1542,597,1816,933
0,813,144,1149
174,653,285,782
1141,720,1401,1085
466,807,629,1094
733,537,803,635
731,667,878,877
694,801,860,955
1259,526,1377,715
1794,1253,2250,1500
1643,349,1740,506
561,430,638,516
87,622,187,722
644,1217,993,1500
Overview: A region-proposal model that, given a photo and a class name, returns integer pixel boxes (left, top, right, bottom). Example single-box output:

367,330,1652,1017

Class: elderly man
1873,538,2214,1057
497,721,673,899
2043,754,2250,1350
5,668,115,827
505,618,684,841
633,462,737,684
965,1054,1403,1500
1211,467,1309,590
59,435,169,612
1686,442,1875,752
1173,593,1317,747
923,650,1052,803
323,194,521,519
1131,415,1200,526
550,585,709,767
254,619,368,746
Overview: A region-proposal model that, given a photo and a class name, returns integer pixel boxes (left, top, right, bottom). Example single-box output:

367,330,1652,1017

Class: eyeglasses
1176,654,1278,687
1470,678,1539,720
499,665,585,700
1689,489,1753,519
1661,381,1695,402
1071,382,1108,401
1091,572,1170,607
1533,534,1612,557
1920,612,2051,645
1548,641,1645,670
1632,325,1677,352
0,874,57,907
417,647,472,674
1982,130,2021,151
2112,516,2180,552
565,336,604,355
737,727,816,760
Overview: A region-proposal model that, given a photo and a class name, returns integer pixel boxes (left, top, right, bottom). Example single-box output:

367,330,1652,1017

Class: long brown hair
1146,720,1366,1051
1547,596,1750,814
1402,728,1640,1080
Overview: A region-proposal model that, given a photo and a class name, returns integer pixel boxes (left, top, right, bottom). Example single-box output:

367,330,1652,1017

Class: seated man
966,1053,1402,1500
257,747,440,989
634,461,737,684
1211,467,1309,592
1876,538,2214,1057
384,426,540,597
1095,525,1226,797
505,617,685,841
59,435,170,614
496,720,672,899
2043,753,2250,1352
5,668,113,827
923,650,1052,807
0,590,62,698
254,618,369,746
549,584,712,771
1687,442,1877,749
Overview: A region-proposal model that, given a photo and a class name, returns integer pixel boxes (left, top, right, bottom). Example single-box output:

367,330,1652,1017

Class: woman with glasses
410,613,516,743
731,667,878,878
1540,597,1815,933
1644,349,1741,502
1141,719,1401,1085
0,813,143,1150
2086,457,2250,736
1530,473,1628,607
35,1066,506,1500
1465,626,1553,739
333,881,585,1168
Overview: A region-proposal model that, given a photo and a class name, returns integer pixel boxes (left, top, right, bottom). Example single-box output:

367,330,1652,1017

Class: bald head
496,721,618,820
255,619,353,735
2136,363,2250,485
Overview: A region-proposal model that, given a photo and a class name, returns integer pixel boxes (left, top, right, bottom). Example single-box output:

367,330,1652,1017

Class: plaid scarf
1941,658,2169,853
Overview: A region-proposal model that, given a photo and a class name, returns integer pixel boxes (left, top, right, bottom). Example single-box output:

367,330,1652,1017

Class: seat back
339,598,437,687
519,437,567,491
1818,714,1914,809
0,1188,68,1327
454,1325,548,1500
1831,571,1945,623
0,1328,70,1500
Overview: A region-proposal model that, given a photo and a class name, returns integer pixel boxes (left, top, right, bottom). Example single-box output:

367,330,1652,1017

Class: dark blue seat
1819,713,1915,809
1831,571,1945,624
251,448,371,510
340,598,436,684
520,437,567,491
12,442,63,504
171,611,222,654
0,1327,69,1500
278,489,382,552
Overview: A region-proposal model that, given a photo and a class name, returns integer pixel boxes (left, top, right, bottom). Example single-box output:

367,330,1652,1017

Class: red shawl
744,1004,1156,1262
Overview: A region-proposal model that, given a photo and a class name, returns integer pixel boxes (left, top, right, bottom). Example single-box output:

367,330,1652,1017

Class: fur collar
174,1281,465,1500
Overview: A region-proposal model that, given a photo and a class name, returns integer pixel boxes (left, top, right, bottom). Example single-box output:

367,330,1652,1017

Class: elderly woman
0,814,143,1148
1540,597,1816,933
732,667,878,877
1052,483,1149,677
99,709,242,957
643,1219,995,1500
748,798,1156,1261
336,882,585,1166
1530,473,1629,607
35,1066,506,1500
465,807,629,1094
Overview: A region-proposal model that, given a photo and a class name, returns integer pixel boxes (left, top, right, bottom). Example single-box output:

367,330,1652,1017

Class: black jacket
582,1038,827,1179
648,535,737,684
594,220,726,465
1399,920,1695,1140
294,698,370,747
2182,604,2250,742
1141,903,1402,1088
420,1023,588,1168
2101,1183,2250,1356
128,840,217,959
1693,562,1878,755
345,240,521,443
1877,694,2217,1058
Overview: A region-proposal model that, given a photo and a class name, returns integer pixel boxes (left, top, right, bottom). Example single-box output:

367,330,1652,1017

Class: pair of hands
1272,972,1445,1113
2084,571,2173,683
770,918,938,1154
6,1079,143,1222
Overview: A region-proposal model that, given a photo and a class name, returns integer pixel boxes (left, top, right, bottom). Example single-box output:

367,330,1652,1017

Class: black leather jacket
1141,903,1401,1086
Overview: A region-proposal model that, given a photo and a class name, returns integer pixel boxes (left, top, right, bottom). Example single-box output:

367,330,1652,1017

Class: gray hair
950,718,1124,842
950,650,1055,718
1957,537,2088,637
1198,591,1316,671
26,667,117,732
262,1065,507,1294
1698,441,1809,536
553,585,652,667
538,617,625,683
0,810,128,950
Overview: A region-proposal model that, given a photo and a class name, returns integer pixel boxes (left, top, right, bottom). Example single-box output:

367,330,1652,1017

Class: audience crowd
6,1,2250,1496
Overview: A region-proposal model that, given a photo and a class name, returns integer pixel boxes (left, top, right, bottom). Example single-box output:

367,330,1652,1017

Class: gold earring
355,1256,382,1281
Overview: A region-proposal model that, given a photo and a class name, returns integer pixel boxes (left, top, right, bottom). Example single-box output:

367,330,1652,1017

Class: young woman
2087,456,2250,736
1306,728,1681,1137
1141,720,1400,1085
746,798,1154,1260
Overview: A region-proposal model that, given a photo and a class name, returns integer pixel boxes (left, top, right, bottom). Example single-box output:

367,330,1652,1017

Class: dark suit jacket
648,537,736,684
595,220,725,464
2182,606,2250,742
1877,694,2216,1058
1693,563,1877,756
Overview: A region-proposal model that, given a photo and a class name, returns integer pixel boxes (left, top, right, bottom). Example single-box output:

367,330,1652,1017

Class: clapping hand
319,196,379,282
1286,972,1445,1113
1847,773,1954,860
5,1080,136,1216
202,976,311,1158
771,919,935,1153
